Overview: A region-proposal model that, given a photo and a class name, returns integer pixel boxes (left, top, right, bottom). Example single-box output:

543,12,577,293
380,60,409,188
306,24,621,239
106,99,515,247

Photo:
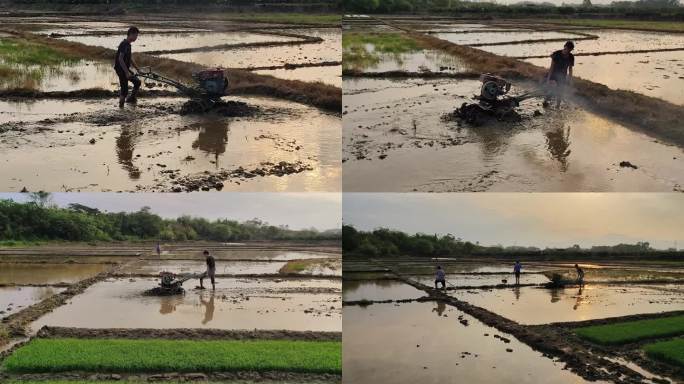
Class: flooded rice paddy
343,258,684,382
60,31,298,52
0,15,341,192
1,286,65,319
31,277,341,331
342,17,684,192
451,284,684,324
0,263,108,284
343,301,603,384
0,96,341,192
343,77,684,192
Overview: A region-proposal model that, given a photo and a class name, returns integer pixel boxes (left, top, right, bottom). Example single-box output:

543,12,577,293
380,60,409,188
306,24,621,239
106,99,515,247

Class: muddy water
0,60,120,91
0,263,108,284
1,286,65,319
343,78,684,192
343,280,425,301
162,43,340,69
343,45,470,73
61,31,297,52
526,51,684,106
435,30,583,45
119,259,286,275
31,278,341,331
343,302,603,384
0,96,341,192
481,29,684,58
452,285,684,325
254,65,342,87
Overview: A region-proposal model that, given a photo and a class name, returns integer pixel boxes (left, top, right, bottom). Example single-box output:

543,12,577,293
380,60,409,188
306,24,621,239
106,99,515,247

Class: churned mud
0,96,341,192
343,77,684,192
31,277,341,331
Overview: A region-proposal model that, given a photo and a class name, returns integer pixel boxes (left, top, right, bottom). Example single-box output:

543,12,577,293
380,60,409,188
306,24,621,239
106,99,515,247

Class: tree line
344,0,683,18
0,198,340,242
343,225,682,259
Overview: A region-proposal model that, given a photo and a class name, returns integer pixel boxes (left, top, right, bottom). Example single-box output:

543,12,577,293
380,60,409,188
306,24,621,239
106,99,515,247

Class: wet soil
37,326,341,341
343,77,684,192
0,96,341,192
30,278,341,331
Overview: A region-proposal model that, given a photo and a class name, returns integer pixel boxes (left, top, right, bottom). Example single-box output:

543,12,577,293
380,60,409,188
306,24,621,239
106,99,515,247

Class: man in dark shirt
199,250,216,290
544,41,575,109
114,26,141,108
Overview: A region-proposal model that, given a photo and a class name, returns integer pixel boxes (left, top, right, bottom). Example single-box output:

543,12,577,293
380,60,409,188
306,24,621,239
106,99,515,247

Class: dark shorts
435,278,446,285
515,271,521,277
115,67,140,97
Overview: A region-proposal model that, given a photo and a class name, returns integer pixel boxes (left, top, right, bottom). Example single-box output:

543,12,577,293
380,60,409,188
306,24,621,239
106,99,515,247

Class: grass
543,19,684,33
0,239,46,247
0,38,78,66
2,338,341,374
343,32,423,70
576,315,684,345
279,258,336,274
644,338,684,368
4,381,327,384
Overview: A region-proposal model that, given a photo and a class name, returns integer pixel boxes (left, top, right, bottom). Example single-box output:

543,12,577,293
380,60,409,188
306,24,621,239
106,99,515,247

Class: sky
0,193,341,231
344,193,684,249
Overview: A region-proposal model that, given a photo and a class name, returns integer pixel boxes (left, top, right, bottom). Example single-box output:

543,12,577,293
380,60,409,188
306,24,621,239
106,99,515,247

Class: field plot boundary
35,327,341,341
348,259,682,383
373,17,684,148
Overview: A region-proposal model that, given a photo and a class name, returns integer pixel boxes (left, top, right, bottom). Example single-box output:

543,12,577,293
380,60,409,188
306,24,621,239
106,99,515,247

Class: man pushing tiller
114,26,141,108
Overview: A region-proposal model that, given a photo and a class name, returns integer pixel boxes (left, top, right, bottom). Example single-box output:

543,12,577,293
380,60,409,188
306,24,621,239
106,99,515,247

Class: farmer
435,265,447,291
114,26,141,108
543,40,575,108
199,250,216,290
574,263,585,286
513,260,522,285
155,241,161,257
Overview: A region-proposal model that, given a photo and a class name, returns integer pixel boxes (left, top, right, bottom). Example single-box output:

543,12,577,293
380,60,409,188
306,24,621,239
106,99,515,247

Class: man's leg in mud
117,71,128,108
555,81,565,108
199,271,207,289
127,76,141,103
210,275,215,290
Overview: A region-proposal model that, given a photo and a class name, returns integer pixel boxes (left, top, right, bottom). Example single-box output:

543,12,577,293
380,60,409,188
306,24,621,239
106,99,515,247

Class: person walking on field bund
114,26,141,108
575,263,585,286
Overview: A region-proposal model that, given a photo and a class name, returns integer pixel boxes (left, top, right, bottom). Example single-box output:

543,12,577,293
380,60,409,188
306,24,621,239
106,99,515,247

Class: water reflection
544,125,572,171
116,125,142,179
192,119,230,168
200,292,215,325
432,300,446,317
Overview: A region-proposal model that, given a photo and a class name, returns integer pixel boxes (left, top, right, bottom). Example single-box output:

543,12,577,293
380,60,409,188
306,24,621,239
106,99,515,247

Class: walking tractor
456,73,547,125
147,271,200,295
136,67,229,114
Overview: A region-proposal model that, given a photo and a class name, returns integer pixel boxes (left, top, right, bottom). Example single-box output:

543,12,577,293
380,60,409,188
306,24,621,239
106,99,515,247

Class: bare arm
547,59,554,81
118,53,131,77
568,66,573,81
